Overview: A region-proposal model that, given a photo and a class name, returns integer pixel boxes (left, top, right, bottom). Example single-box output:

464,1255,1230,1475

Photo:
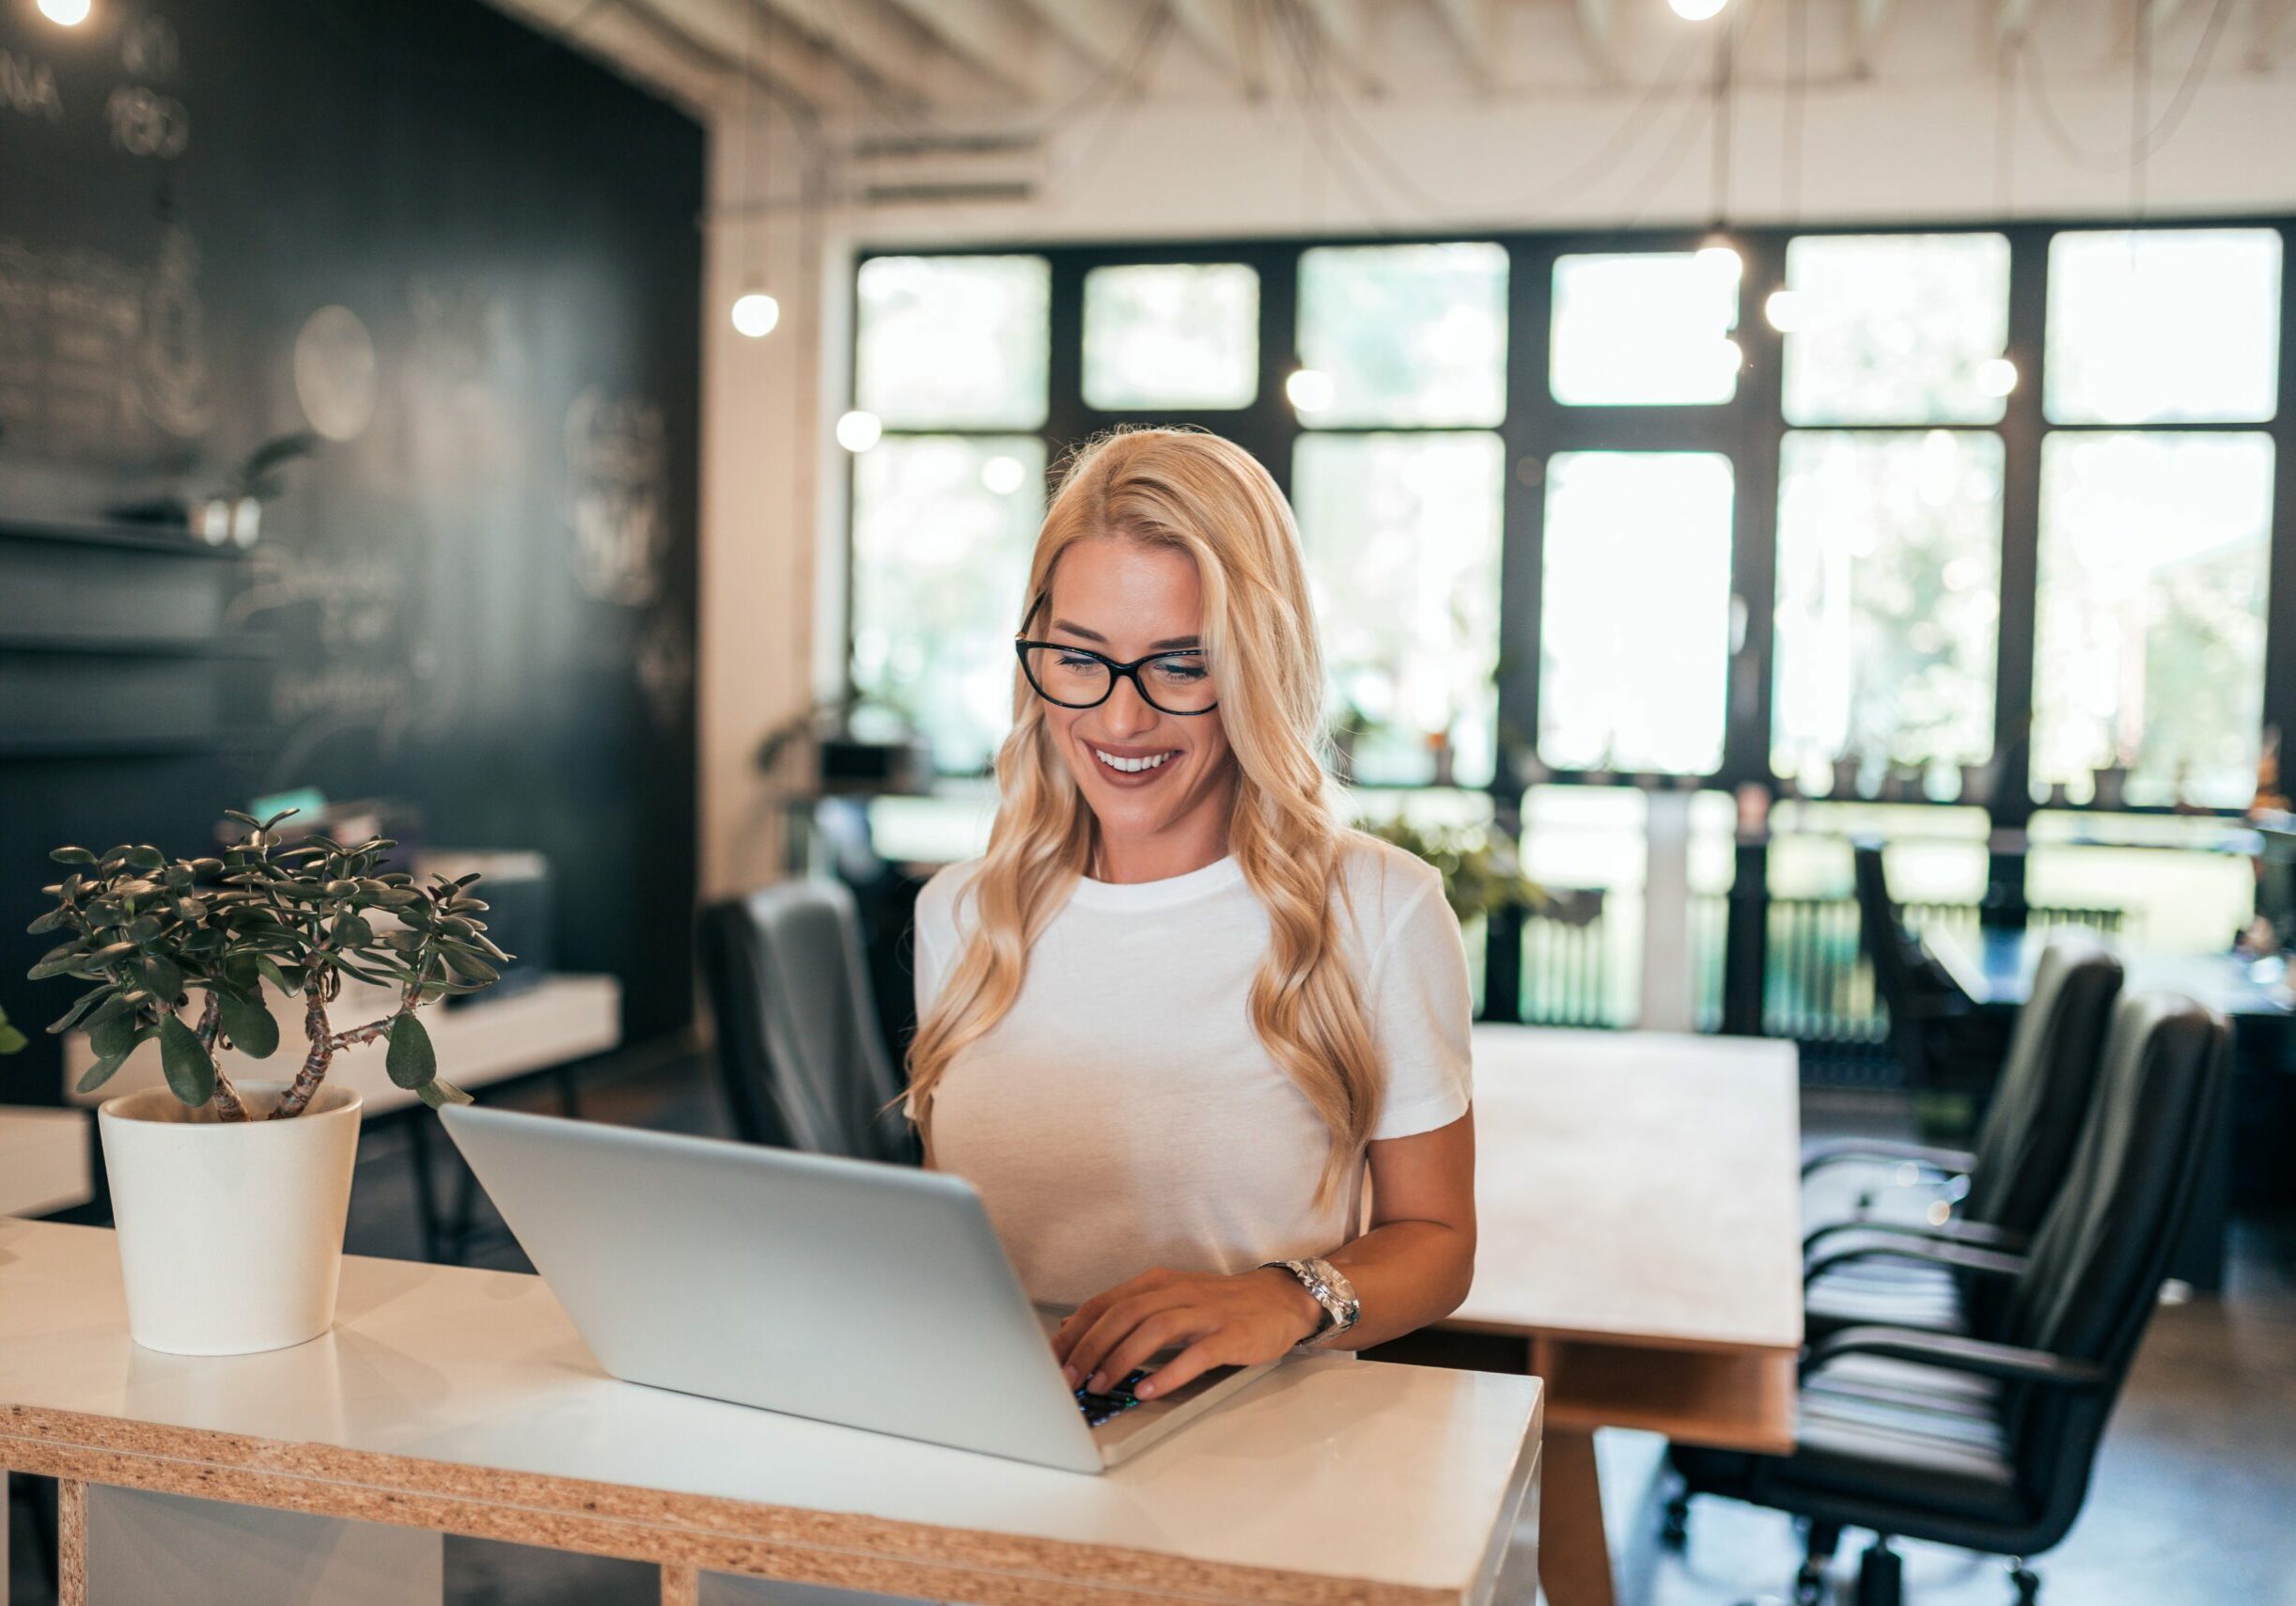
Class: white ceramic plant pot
97,1080,362,1356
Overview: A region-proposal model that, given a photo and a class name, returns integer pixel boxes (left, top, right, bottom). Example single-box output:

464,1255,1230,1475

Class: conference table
1372,1024,1805,1606
0,1219,1542,1606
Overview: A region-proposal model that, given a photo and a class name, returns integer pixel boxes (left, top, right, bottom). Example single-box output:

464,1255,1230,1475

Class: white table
1377,1025,1804,1606
0,1220,1543,1605
0,1107,91,1217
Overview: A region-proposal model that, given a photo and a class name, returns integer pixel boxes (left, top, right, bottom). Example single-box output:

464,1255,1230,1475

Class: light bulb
731,291,780,338
1695,242,1742,280
1286,367,1334,413
1764,288,1804,333
1976,356,2019,398
980,454,1025,495
1715,337,1744,381
1669,0,1729,18
38,0,91,23
836,410,882,453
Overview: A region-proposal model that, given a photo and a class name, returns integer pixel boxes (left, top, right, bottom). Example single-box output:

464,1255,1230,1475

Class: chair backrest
1960,936,2124,1233
2001,989,2231,1548
696,879,920,1166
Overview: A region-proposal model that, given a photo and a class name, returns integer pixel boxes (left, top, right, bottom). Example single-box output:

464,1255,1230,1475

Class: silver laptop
438,1104,1280,1473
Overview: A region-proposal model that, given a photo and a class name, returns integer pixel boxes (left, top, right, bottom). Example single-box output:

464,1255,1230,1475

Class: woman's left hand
1053,1265,1324,1400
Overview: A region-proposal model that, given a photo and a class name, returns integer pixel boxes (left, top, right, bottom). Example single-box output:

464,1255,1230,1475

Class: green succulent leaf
28,942,87,981
88,1008,139,1060
140,955,184,1005
122,846,164,872
385,1011,436,1089
215,985,280,1058
75,1050,133,1094
158,1012,216,1106
26,908,71,936
414,1076,473,1109
49,846,99,865
44,986,111,1035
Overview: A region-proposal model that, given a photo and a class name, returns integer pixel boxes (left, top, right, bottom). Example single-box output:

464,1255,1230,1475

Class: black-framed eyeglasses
1014,639,1220,716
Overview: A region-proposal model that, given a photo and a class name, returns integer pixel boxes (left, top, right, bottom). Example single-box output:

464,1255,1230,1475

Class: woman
907,426,1476,1405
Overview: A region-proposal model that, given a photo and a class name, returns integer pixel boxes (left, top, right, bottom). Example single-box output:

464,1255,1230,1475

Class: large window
1539,451,1736,775
1292,242,1508,787
846,219,2294,1023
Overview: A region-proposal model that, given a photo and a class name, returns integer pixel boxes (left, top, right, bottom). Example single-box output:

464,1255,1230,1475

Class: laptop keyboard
1075,1369,1151,1428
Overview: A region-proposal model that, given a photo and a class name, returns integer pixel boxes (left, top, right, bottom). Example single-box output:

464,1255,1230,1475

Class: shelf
0,517,258,559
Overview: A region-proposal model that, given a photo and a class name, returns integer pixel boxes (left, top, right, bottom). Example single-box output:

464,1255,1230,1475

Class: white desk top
60,973,621,1115
0,1221,1540,1604
1454,1024,1804,1355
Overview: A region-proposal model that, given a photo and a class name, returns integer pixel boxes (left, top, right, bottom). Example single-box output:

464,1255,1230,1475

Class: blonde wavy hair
903,426,1385,1203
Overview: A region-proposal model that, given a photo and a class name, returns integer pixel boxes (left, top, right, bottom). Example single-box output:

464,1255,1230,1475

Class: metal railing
1516,892,2132,1080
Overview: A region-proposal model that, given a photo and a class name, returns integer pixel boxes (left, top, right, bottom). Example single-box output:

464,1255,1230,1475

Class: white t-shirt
911,835,1474,1307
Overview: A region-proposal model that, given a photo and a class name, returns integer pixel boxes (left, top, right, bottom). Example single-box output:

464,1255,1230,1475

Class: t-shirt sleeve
1367,872,1476,1142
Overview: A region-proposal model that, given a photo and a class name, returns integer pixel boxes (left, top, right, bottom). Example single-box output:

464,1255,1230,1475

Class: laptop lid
439,1104,1105,1473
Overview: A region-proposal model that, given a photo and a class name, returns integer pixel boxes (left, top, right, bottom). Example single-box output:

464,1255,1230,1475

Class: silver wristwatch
1261,1256,1361,1349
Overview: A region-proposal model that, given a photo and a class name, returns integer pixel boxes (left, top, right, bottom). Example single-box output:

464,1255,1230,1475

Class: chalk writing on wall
0,226,212,460
565,387,668,607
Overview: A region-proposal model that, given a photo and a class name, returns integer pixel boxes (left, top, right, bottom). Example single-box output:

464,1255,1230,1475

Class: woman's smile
1086,739,1184,786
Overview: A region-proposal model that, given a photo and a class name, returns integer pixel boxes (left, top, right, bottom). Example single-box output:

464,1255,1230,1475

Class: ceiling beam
1296,0,1385,94
874,0,1075,102
1165,0,1266,98
482,0,731,113
627,0,855,117
1010,0,1154,75
1432,0,1500,93
748,0,976,109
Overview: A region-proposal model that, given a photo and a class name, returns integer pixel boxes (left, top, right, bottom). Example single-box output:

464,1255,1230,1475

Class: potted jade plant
25,807,507,1355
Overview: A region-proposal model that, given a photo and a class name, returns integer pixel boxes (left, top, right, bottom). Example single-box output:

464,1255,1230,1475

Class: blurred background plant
1354,814,1547,927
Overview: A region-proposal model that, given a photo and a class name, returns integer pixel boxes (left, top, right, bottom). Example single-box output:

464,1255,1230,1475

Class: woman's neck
1088,823,1229,885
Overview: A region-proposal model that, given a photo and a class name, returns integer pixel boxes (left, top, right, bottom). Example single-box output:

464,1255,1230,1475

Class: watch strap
1261,1256,1361,1349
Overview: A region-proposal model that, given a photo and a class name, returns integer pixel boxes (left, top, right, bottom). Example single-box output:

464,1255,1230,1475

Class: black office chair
1851,839,2005,1106
1800,936,2124,1339
1669,990,2233,1606
697,879,921,1166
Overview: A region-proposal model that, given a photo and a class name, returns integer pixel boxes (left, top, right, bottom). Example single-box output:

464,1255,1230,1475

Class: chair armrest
1804,1215,2030,1257
1801,1138,1976,1181
1804,1234,2028,1289
1802,1325,2110,1390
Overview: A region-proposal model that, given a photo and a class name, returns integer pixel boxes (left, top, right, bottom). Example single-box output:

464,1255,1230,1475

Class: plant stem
269,990,334,1120
329,1016,398,1052
192,990,251,1123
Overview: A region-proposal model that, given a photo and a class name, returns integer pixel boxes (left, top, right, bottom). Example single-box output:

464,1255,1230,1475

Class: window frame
847,217,2296,1014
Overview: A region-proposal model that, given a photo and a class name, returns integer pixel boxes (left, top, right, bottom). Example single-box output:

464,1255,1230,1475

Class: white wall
694,0,2296,900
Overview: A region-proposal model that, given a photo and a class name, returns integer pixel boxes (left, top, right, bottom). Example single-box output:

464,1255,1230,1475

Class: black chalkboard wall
0,0,704,1099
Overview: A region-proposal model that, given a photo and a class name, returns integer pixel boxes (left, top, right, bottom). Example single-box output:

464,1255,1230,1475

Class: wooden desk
0,1221,1542,1606
0,1107,91,1217
1374,1025,1804,1606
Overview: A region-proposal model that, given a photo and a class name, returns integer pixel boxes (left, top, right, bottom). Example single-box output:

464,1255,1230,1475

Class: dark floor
11,1062,2295,1606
